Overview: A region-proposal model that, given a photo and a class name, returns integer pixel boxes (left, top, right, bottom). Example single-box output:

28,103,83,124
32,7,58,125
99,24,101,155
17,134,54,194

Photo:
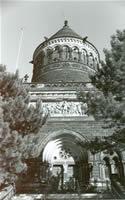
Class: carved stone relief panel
42,101,87,117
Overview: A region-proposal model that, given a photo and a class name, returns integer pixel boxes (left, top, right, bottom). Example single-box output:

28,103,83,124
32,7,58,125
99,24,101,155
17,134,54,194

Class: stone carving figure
42,101,87,116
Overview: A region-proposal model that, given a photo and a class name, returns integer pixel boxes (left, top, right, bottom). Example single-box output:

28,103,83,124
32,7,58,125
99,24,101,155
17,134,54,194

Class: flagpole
15,27,24,71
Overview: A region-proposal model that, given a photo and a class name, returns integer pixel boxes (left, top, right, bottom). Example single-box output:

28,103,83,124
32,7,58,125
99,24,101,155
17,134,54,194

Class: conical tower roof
49,20,83,40
32,21,100,83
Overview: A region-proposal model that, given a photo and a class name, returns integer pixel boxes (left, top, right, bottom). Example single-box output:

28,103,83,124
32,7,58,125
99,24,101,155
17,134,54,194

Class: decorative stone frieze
41,101,87,117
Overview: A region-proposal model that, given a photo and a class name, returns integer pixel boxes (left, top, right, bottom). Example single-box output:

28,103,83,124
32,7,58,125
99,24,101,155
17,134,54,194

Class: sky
1,0,125,81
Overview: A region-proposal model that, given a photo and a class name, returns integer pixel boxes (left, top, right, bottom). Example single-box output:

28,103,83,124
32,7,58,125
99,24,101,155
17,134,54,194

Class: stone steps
11,193,98,200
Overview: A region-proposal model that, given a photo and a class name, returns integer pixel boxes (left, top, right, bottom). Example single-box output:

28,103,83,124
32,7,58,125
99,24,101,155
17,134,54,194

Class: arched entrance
40,132,90,193
16,129,92,193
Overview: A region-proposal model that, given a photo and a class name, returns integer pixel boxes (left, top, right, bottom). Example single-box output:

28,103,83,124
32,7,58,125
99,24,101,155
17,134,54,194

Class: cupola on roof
31,21,100,83
49,20,83,40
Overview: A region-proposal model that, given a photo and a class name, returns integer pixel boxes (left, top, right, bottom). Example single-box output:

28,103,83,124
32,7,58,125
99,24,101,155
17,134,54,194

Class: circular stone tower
31,21,100,83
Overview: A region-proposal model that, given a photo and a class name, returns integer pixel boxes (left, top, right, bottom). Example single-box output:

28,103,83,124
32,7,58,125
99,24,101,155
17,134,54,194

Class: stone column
91,154,100,180
78,52,82,62
101,164,106,180
69,49,73,60
91,163,100,180
98,160,109,181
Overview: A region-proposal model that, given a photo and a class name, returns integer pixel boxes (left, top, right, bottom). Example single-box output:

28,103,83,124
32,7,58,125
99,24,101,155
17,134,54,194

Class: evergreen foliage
0,65,47,187
79,30,125,152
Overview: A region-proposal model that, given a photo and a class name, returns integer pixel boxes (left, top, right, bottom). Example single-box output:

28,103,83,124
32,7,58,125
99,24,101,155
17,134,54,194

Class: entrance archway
37,129,88,152
16,129,92,193
37,129,91,193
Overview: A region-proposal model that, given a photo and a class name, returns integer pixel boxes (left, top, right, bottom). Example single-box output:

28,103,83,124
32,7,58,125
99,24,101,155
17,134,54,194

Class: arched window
53,46,60,62
88,53,94,68
62,45,70,60
47,48,53,63
81,49,88,64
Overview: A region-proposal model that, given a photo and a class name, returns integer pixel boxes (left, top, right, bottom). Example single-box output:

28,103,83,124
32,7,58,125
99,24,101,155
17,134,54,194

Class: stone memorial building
17,21,125,193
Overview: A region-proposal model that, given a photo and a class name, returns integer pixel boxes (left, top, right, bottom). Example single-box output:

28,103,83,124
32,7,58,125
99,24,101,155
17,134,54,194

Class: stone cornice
27,82,94,91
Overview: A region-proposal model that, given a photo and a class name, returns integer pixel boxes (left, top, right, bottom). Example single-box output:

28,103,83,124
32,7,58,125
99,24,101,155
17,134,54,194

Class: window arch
62,45,70,60
88,52,94,68
81,49,88,64
46,48,53,63
53,46,60,62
